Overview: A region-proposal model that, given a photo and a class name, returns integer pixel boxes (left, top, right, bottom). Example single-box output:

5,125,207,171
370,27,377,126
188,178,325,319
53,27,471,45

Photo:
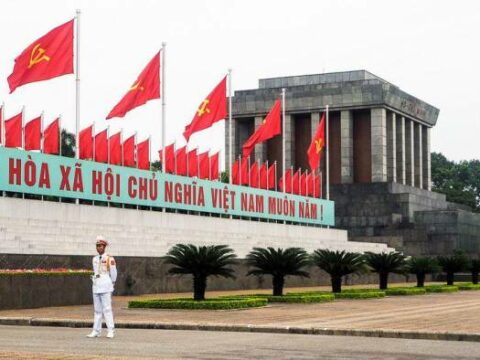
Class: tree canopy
431,152,480,212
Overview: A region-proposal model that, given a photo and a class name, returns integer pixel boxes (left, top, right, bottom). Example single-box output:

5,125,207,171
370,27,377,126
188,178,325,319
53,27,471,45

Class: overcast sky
1,0,479,167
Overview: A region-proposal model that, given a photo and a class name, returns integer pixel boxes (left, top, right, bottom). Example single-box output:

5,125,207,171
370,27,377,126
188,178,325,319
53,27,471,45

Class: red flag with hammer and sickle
106,52,160,119
7,19,74,93
183,76,227,142
307,113,326,171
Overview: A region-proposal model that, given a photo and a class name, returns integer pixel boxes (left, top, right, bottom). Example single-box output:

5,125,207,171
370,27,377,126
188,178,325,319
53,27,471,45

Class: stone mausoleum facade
228,70,480,256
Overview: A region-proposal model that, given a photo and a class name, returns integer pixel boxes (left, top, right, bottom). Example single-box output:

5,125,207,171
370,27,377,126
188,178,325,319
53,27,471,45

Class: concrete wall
0,197,392,258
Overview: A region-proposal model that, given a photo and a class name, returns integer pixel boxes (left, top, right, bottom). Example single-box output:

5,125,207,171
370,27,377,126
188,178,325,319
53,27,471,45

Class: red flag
232,159,240,184
188,149,198,177
240,158,249,185
94,129,108,163
307,113,326,171
307,173,315,197
137,138,150,170
5,112,22,148
43,118,59,155
109,132,121,165
183,77,227,141
278,169,292,193
198,151,210,179
249,162,259,188
175,146,187,176
24,116,41,151
300,172,307,196
159,143,175,173
8,20,74,93
242,99,281,157
106,52,160,119
210,152,219,180
292,171,300,195
79,125,93,160
267,163,276,190
122,135,135,167
315,175,322,198
259,163,268,189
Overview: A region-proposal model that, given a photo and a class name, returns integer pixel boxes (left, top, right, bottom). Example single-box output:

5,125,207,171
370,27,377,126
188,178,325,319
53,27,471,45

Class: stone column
340,110,354,183
284,114,293,173
224,117,237,172
386,112,397,183
405,119,415,187
395,115,406,184
422,126,431,190
254,116,266,162
414,123,423,189
370,108,387,182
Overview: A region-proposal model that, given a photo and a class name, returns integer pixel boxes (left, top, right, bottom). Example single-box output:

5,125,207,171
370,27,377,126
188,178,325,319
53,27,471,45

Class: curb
1,317,479,342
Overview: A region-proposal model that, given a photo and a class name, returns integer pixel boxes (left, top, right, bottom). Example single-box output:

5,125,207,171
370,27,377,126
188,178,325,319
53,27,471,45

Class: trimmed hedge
333,291,385,299
128,297,268,310
457,283,480,291
385,287,426,296
267,294,334,303
424,285,459,293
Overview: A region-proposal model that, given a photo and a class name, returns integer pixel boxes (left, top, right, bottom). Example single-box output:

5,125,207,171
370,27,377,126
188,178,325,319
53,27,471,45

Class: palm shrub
437,251,468,286
364,251,407,290
406,257,439,287
164,244,237,301
311,250,365,293
246,247,310,296
468,259,480,285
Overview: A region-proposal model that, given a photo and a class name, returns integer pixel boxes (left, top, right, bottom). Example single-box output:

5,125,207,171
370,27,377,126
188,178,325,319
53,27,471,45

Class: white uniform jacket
92,254,117,294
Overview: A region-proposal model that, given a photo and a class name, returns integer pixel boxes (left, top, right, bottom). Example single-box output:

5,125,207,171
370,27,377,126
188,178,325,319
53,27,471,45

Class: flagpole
247,156,251,187
92,123,96,161
21,106,25,149
59,115,62,156
75,9,81,160
282,88,286,193
161,43,166,173
274,161,277,191
228,68,233,184
134,132,138,168
174,141,177,175
0,103,4,146
40,111,44,152
266,160,269,190
107,125,110,164
238,155,242,185
326,104,330,200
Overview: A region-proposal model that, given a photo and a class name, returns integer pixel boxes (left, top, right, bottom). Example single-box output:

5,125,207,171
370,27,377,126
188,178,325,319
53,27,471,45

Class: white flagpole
257,159,260,188
173,141,177,175
161,44,166,173
247,156,251,187
266,160,269,190
282,88,286,193
148,135,151,170
120,129,123,166
326,105,330,200
92,123,96,161
21,106,25,149
228,68,233,184
58,115,62,156
40,111,44,152
107,125,110,164
274,161,277,191
134,132,138,168
239,155,242,185
75,9,81,160
208,150,211,180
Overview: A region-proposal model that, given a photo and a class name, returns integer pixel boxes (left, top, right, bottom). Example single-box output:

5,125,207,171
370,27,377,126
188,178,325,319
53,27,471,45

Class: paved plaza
1,285,480,336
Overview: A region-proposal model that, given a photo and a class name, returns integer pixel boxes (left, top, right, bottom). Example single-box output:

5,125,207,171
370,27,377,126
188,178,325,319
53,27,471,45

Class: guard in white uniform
86,235,117,339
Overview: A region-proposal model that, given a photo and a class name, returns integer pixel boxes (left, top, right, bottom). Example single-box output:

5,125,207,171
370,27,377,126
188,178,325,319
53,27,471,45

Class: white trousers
92,292,114,332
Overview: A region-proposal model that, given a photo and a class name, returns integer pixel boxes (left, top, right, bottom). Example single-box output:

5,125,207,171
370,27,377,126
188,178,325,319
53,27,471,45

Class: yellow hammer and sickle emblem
130,81,144,91
29,44,50,69
197,99,211,117
315,139,323,154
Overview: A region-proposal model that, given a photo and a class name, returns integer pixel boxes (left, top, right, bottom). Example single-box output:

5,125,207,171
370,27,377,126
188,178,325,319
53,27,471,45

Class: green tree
311,250,365,293
220,171,229,183
431,152,480,212
246,247,310,296
164,244,237,301
406,257,439,287
468,259,480,285
364,252,407,290
150,160,161,172
437,251,469,285
61,129,75,158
